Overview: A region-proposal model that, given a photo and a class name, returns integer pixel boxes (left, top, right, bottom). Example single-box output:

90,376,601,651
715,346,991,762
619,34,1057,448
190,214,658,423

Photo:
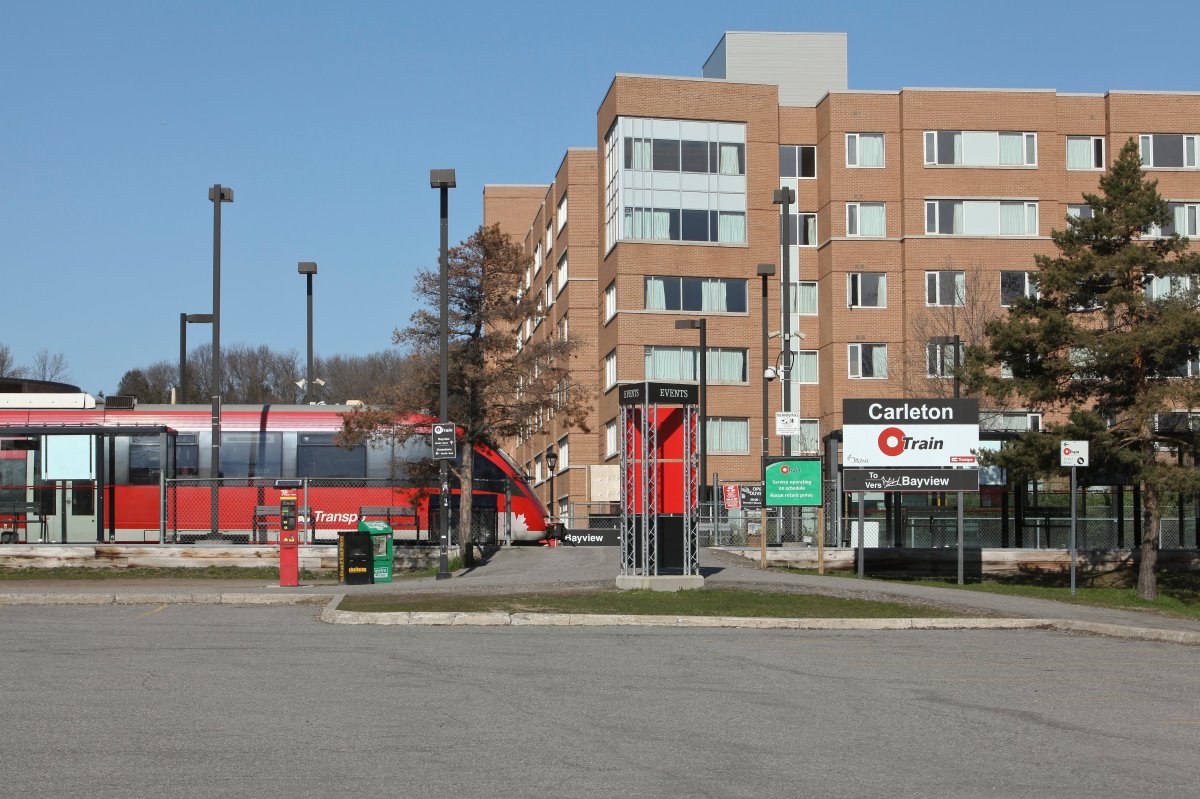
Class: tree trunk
459,443,476,567
1137,481,1159,600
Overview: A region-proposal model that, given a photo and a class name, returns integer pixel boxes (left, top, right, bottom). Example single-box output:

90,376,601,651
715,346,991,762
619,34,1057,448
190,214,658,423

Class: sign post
1061,441,1089,595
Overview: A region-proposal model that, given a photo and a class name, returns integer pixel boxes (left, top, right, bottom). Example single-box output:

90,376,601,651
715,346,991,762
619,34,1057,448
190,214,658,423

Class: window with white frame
557,314,568,341
926,339,966,378
780,145,817,178
788,212,818,246
605,420,618,458
534,456,543,484
604,350,616,391
605,281,616,322
925,199,1039,236
1067,204,1093,220
792,281,818,315
795,350,818,384
847,272,887,308
705,417,749,453
924,131,1037,167
848,343,888,379
925,270,965,307
644,346,747,383
534,243,542,274
846,133,884,167
644,276,747,313
787,419,821,455
1150,202,1200,238
1000,271,1038,306
1067,136,1105,170
544,277,554,308
846,202,885,236
546,221,553,253
1168,354,1200,378
556,436,568,471
1145,274,1195,301
556,251,568,293
1139,134,1199,169
981,411,1041,432
557,194,567,232
605,117,748,249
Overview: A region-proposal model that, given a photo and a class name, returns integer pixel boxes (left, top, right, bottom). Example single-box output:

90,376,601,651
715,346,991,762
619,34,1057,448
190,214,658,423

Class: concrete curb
0,592,334,607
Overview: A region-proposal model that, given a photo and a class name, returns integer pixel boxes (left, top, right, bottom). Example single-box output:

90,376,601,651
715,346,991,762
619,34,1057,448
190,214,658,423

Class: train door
40,435,98,543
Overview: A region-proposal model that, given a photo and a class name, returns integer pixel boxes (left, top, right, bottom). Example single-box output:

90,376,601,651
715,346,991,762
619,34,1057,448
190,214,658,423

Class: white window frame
847,272,887,309
925,270,965,307
795,350,818,385
557,194,568,232
924,199,1039,236
556,436,569,471
846,133,885,168
792,281,818,316
556,251,568,294
780,144,817,179
926,340,966,379
1000,271,1039,307
704,417,750,454
923,131,1037,167
604,350,617,391
546,222,553,254
846,202,885,237
1066,136,1105,171
605,420,618,459
1139,134,1199,169
1067,204,1093,221
533,242,542,274
604,281,616,323
848,343,888,379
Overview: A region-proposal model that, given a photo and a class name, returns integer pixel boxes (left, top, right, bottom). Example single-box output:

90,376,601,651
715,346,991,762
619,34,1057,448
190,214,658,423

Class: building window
557,314,568,342
1140,134,1199,169
1148,202,1200,238
1067,136,1105,170
605,281,616,322
557,194,567,232
788,212,817,246
795,350,818,384
924,131,1037,167
788,419,821,456
604,350,616,391
1000,271,1038,306
848,343,887,379
846,203,885,237
534,456,543,485
847,272,887,308
1146,274,1195,301
925,199,1039,236
533,243,542,274
624,208,747,244
557,251,568,294
1067,204,1093,220
780,145,816,179
644,347,747,383
546,221,553,254
846,133,885,167
925,271,965,307
556,436,569,471
706,418,749,453
926,339,966,378
981,411,1042,432
792,282,818,315
605,420,618,458
644,276,747,313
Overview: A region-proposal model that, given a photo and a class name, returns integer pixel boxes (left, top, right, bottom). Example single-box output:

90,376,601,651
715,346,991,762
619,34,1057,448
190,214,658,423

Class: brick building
484,32,1200,528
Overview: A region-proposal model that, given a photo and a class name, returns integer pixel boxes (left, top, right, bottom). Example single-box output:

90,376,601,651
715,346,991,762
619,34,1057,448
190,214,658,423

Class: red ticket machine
279,491,299,587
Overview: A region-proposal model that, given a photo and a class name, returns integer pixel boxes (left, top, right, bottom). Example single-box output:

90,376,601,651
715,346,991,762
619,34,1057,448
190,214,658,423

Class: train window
128,436,161,485
218,432,282,478
472,450,513,493
0,460,25,503
298,433,367,478
175,435,198,477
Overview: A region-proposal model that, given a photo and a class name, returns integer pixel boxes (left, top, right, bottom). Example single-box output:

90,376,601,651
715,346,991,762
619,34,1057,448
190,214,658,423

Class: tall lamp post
772,187,795,457
675,319,708,503
545,445,558,537
209,184,233,538
757,264,776,569
430,168,456,580
298,261,318,403
178,313,213,404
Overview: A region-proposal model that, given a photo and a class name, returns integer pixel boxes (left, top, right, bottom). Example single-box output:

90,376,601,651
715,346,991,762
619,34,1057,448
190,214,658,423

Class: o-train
0,393,549,544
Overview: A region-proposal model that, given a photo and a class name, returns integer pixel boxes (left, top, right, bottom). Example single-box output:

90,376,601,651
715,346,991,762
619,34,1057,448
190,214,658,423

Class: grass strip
0,560,458,582
337,587,964,618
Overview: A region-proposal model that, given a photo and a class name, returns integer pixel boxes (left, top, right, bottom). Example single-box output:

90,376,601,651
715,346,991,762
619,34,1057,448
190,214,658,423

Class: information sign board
432,422,456,460
763,458,822,507
1060,441,1089,468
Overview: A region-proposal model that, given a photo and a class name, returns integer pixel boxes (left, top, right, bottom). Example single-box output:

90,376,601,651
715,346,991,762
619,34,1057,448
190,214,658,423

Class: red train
0,394,549,544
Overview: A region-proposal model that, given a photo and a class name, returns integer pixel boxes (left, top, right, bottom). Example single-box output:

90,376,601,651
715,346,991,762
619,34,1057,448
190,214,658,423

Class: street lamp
545,445,558,537
756,263,776,569
772,187,795,457
675,319,708,503
208,184,233,538
298,261,318,403
179,313,212,404
430,168,456,580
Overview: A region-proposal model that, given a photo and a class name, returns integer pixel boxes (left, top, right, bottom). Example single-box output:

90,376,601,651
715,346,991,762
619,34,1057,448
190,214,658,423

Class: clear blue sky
2,0,1193,395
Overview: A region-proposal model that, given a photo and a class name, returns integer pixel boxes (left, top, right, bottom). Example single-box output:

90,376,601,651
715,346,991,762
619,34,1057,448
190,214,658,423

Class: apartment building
485,31,1200,519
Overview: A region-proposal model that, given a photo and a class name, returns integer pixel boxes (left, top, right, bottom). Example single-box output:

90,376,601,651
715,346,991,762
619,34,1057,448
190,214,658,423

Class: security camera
764,367,778,381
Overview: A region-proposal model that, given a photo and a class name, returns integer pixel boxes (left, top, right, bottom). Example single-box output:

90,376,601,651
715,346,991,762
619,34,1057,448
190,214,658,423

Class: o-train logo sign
843,399,980,468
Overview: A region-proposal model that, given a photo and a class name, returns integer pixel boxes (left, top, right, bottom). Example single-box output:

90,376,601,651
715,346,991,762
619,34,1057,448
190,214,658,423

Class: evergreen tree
966,139,1200,599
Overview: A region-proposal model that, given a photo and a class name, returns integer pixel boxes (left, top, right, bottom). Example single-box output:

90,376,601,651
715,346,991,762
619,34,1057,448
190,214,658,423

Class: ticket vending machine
279,490,299,587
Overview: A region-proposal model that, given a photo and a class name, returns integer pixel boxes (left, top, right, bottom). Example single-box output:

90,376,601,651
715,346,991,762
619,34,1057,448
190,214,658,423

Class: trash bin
360,519,393,584
338,529,372,585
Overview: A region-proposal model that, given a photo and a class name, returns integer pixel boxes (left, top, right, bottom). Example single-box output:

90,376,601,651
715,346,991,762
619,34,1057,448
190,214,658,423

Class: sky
2,0,1195,396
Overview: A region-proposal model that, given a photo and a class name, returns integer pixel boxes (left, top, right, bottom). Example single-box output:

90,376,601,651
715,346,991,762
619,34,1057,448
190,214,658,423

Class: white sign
1060,440,1089,468
775,412,799,436
843,423,980,468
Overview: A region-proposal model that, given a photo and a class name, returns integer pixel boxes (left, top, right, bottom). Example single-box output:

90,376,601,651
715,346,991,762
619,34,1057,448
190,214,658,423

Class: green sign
764,458,822,507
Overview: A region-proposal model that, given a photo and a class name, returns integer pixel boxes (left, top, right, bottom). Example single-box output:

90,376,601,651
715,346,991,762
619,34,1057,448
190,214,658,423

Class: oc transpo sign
843,399,979,468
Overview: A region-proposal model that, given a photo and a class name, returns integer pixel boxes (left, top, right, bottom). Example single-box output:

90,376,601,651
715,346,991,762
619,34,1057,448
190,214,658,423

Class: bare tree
30,350,70,383
0,344,26,379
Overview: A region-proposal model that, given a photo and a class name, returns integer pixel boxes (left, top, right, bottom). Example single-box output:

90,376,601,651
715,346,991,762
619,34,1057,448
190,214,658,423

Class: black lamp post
772,187,795,457
545,445,558,534
430,168,456,580
208,184,233,538
179,313,212,404
675,318,707,502
298,261,318,403
757,264,776,569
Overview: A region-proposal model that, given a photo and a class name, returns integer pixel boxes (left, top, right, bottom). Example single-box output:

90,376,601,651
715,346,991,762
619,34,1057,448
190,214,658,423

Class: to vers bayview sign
843,399,980,468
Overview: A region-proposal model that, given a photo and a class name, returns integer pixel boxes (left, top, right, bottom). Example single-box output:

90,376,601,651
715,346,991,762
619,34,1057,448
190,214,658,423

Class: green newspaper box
359,519,393,584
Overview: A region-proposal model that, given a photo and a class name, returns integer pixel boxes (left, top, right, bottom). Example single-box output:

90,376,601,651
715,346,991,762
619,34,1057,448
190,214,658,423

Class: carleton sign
843,399,979,468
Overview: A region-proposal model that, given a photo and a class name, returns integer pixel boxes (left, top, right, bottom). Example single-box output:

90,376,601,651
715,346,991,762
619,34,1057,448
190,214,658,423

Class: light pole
298,261,318,403
179,313,212,404
675,319,707,503
772,187,795,457
757,263,776,569
430,168,456,580
209,184,233,538
545,445,558,537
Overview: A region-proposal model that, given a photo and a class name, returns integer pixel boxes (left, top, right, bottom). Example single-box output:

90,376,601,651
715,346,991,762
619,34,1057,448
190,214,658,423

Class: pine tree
966,139,1200,599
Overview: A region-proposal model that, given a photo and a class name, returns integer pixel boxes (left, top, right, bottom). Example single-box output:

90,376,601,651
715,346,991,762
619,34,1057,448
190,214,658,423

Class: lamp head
298,261,317,275
545,447,558,471
756,263,776,277
430,169,457,189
